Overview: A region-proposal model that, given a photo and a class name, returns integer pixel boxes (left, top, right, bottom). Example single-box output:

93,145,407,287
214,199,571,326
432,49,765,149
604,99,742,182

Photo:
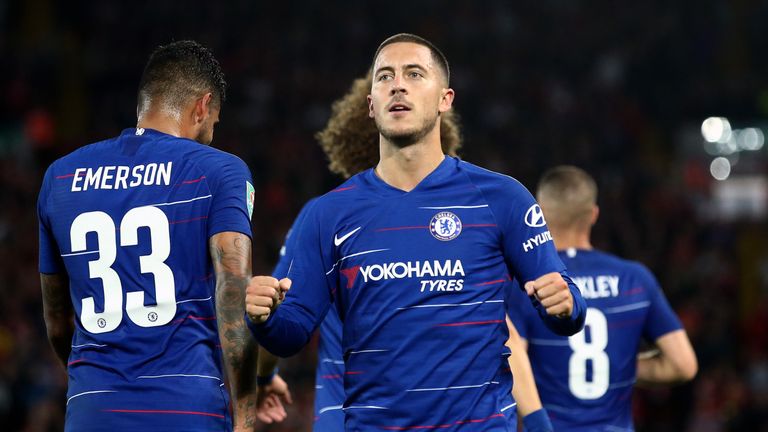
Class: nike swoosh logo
334,227,361,247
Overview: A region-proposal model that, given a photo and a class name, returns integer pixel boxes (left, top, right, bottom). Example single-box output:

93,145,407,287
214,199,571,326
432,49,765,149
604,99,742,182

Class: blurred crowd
1,1,767,431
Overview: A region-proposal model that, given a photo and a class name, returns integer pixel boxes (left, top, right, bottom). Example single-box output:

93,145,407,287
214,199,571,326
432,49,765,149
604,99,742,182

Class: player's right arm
245,201,333,357
210,231,259,431
40,273,74,369
38,165,75,370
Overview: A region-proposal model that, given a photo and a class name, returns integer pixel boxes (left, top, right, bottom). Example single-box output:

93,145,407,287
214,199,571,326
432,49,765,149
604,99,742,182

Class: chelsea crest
430,211,462,241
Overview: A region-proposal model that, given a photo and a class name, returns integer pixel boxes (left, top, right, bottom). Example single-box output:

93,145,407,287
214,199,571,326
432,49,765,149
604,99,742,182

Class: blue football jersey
508,248,683,431
249,156,585,431
37,128,254,431
273,198,346,431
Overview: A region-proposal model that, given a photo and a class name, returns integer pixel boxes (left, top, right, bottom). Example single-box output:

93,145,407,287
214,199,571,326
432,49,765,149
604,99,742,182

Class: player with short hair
508,165,698,431
38,40,259,431
246,33,586,430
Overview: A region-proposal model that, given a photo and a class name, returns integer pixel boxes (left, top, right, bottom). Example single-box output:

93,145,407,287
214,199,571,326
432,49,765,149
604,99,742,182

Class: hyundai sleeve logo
524,204,547,227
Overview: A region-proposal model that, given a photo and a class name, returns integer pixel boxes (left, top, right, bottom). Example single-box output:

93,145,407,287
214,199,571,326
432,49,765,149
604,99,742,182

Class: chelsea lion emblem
430,211,462,241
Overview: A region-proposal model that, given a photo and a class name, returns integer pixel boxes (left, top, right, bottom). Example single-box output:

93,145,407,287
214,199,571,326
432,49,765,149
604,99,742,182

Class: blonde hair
536,165,597,230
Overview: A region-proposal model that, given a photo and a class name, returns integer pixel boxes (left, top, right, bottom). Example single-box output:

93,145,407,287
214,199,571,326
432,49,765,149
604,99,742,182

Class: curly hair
316,71,462,179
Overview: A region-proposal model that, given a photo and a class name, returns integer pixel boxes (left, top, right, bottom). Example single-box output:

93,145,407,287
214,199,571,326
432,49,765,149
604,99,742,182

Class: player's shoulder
457,160,535,210
455,159,531,197
589,249,658,282
49,135,118,172
314,172,367,206
170,137,246,169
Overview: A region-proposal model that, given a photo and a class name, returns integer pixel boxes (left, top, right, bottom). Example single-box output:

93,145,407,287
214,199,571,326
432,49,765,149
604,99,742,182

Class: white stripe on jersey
406,381,500,392
67,390,117,405
348,349,389,355
529,338,571,346
315,385,324,389
342,405,389,411
396,299,503,310
604,301,651,314
71,343,107,348
137,373,221,381
61,250,100,257
500,402,517,412
320,358,345,364
318,405,344,414
325,249,389,275
148,194,212,207
176,296,212,304
418,205,489,209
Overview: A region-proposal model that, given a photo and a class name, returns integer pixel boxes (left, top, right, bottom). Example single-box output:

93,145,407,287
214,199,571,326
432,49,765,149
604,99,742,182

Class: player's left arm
492,179,585,335
40,272,74,369
523,271,586,335
635,268,697,384
211,231,258,431
636,329,697,384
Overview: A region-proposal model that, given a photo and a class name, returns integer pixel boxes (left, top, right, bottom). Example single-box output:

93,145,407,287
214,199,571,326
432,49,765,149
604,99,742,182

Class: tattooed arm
210,232,258,432
40,273,74,369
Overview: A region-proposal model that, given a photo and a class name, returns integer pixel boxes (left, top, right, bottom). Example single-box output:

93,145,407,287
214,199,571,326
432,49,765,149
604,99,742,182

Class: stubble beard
376,111,439,149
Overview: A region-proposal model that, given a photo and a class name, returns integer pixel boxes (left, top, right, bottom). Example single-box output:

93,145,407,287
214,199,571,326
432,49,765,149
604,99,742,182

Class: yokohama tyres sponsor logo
359,259,465,283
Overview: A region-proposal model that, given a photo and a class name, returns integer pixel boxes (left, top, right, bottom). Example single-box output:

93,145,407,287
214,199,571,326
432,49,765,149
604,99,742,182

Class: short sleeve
638,265,683,341
38,166,64,274
207,155,254,239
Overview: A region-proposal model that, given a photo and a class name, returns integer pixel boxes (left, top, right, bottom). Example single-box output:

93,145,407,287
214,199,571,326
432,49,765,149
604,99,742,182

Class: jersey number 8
69,207,176,334
568,307,609,399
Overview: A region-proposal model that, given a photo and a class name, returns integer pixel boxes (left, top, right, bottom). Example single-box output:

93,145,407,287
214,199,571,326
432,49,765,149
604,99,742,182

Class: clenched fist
524,272,573,318
246,276,291,323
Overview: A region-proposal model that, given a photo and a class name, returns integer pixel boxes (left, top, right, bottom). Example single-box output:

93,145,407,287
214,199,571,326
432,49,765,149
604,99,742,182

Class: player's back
508,248,681,431
38,128,253,431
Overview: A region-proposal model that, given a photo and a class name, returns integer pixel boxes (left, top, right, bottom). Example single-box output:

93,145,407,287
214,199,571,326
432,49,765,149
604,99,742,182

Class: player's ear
193,93,214,125
438,88,454,114
367,94,375,119
591,205,600,226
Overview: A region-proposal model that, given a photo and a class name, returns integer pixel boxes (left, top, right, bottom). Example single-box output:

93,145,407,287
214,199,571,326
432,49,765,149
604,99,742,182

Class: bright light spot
739,127,765,151
701,117,731,143
719,135,739,155
703,140,721,155
710,157,731,181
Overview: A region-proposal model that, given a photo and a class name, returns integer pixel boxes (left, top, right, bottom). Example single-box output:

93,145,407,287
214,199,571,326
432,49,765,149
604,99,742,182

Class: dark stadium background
2,1,767,430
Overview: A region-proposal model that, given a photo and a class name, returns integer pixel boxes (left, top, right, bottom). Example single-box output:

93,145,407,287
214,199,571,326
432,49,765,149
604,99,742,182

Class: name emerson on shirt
68,161,173,192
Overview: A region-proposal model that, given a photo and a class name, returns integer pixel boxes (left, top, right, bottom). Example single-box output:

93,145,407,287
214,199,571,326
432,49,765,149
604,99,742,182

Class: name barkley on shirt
69,162,173,191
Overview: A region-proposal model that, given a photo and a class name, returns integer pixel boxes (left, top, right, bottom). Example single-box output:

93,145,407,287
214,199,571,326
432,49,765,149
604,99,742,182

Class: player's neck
376,134,444,192
137,111,185,139
552,229,592,251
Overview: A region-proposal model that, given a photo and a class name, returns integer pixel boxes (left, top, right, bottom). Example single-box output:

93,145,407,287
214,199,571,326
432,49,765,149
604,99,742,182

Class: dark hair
372,33,450,85
316,70,462,179
137,40,227,117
